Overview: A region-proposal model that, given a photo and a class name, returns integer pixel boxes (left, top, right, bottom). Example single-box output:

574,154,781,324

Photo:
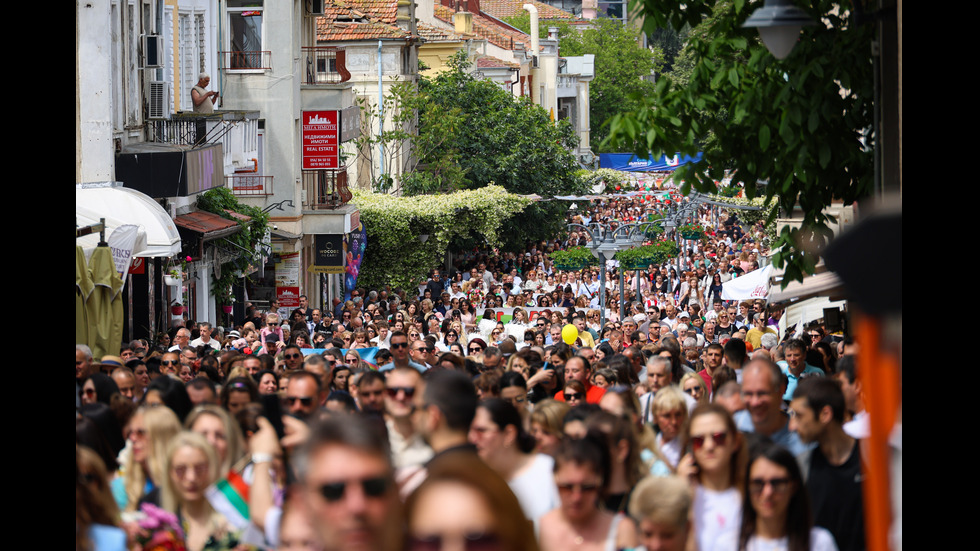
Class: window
228,1,263,69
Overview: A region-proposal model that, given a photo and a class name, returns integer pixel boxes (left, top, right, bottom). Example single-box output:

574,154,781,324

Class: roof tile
316,0,413,41
479,0,577,20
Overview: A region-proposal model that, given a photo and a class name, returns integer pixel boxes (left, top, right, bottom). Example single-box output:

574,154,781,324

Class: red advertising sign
302,110,340,170
277,286,300,308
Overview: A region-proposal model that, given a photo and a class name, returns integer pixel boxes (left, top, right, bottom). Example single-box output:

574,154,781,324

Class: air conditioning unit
143,34,164,68
149,81,172,119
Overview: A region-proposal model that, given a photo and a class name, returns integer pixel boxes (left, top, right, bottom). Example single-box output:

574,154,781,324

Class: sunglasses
285,353,302,360
390,342,409,349
286,396,314,406
468,347,483,353
564,392,583,401
748,477,793,495
161,360,179,365
173,463,209,480
386,386,416,398
318,477,390,502
690,431,728,450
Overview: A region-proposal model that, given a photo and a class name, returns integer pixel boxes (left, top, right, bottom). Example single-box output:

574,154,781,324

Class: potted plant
550,246,598,271
678,223,705,240
615,245,661,270
164,256,191,286
651,240,680,263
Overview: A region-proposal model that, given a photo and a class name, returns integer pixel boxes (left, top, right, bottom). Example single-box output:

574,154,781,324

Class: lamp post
569,220,660,328
742,0,816,60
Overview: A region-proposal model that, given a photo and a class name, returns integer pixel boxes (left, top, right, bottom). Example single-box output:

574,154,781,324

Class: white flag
721,265,772,301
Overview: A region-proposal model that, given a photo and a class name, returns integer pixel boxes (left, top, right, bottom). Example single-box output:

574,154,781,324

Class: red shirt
555,384,607,404
698,369,714,394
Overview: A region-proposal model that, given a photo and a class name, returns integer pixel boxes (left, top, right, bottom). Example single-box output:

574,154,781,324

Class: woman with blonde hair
161,431,243,550
185,405,247,477
648,386,689,475
529,399,570,457
680,372,709,407
112,405,182,511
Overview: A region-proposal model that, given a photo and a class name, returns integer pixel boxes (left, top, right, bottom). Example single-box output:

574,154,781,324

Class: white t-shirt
508,454,560,525
693,485,742,551
735,527,839,551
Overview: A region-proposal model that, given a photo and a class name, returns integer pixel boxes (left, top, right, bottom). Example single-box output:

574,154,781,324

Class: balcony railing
303,169,352,209
227,174,273,197
219,50,272,71
148,111,259,175
302,47,351,85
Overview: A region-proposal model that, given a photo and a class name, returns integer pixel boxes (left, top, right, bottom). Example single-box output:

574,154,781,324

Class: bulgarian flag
206,469,250,530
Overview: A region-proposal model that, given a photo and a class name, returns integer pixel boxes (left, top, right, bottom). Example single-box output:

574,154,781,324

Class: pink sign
302,110,340,170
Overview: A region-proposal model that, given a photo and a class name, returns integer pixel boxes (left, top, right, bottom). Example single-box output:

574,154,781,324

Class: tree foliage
604,0,875,285
352,185,531,289
409,52,587,249
504,17,662,152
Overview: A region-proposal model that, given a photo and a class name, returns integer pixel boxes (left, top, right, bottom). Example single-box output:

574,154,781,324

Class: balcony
148,111,259,175
219,51,272,71
302,47,351,85
303,169,352,210
227,174,273,197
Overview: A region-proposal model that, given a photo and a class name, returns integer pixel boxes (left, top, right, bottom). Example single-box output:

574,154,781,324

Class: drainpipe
378,40,385,181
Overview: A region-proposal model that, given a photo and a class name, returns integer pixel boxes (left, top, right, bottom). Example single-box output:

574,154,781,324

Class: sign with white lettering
302,110,340,170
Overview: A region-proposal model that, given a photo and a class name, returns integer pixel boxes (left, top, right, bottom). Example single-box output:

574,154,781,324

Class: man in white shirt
190,322,221,350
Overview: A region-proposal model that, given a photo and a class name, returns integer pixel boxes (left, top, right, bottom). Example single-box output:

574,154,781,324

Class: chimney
396,0,416,33
454,11,473,34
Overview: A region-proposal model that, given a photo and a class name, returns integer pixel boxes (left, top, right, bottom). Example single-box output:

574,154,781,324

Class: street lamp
569,220,660,328
743,0,816,60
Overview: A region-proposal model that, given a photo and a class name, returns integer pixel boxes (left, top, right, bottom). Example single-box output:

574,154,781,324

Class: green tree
504,17,662,152
605,0,875,285
410,52,587,249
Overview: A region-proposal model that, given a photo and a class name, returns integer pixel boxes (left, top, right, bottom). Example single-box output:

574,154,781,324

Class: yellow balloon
562,324,579,345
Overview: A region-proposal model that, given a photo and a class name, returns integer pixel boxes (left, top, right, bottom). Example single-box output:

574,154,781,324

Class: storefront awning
76,185,182,258
174,211,241,241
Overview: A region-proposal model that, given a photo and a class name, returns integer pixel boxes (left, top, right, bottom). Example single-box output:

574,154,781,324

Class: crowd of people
77,195,868,551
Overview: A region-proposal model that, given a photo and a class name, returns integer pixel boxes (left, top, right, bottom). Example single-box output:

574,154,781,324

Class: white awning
76,186,182,258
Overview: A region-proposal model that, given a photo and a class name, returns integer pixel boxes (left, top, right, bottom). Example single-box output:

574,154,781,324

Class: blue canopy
599,152,703,172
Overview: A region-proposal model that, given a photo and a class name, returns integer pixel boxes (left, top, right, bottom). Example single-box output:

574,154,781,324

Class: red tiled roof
434,4,531,50
476,55,519,68
417,22,469,42
479,0,577,20
316,0,413,41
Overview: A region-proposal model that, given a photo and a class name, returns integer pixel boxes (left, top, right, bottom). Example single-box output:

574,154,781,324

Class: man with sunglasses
384,367,432,470
283,344,305,371
300,415,402,551
379,331,427,373
159,351,181,376
285,370,325,419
